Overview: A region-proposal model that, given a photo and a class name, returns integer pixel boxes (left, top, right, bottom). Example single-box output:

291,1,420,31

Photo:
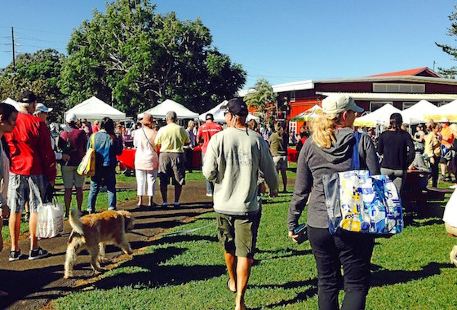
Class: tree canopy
0,49,66,121
244,78,276,114
59,0,246,116
436,6,457,78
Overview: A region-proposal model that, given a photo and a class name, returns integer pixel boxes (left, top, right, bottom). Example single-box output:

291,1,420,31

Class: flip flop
226,278,236,293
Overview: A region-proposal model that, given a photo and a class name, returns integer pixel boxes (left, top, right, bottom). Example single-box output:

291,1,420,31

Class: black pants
308,226,375,310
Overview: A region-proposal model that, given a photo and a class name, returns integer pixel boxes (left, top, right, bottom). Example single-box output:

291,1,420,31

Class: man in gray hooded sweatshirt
203,98,278,310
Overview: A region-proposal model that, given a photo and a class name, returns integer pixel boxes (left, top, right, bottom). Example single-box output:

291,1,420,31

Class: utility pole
11,26,16,71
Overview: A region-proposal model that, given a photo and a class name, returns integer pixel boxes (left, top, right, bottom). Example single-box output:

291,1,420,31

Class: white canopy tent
400,100,439,124
291,105,322,121
198,100,259,123
199,101,227,122
354,104,401,127
425,99,457,122
139,99,199,120
3,97,20,110
66,96,126,121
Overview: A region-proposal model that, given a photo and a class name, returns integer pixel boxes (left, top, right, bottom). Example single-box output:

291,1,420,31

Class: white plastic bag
37,200,64,239
444,189,457,228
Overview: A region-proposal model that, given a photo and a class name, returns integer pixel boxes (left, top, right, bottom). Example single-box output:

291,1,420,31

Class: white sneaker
449,184,457,189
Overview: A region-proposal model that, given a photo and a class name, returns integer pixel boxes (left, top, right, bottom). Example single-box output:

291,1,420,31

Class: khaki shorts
61,165,85,189
216,211,261,258
158,152,186,186
273,156,287,171
8,174,46,213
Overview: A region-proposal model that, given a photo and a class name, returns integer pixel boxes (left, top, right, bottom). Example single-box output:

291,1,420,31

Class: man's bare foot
227,278,236,293
235,296,246,310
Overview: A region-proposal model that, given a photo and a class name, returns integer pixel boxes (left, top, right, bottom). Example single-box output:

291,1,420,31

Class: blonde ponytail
311,110,342,149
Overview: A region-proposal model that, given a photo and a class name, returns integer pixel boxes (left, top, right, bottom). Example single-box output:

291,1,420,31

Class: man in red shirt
5,91,56,261
197,113,222,196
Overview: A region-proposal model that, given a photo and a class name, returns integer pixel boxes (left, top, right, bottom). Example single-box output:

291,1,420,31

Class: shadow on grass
153,234,218,246
85,246,226,290
249,262,451,308
0,265,73,309
256,248,313,261
371,262,451,287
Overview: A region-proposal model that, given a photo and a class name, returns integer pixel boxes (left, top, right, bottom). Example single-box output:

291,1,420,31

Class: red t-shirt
197,121,223,153
4,113,56,182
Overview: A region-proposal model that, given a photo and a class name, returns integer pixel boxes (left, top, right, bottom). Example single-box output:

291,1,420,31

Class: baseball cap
35,103,53,114
205,113,214,120
221,98,248,117
19,90,37,104
322,94,363,114
65,112,78,123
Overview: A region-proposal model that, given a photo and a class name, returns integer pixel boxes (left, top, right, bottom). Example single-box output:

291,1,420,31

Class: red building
260,67,457,132
241,67,457,132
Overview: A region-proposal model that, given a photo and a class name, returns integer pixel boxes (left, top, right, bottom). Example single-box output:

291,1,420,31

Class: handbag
77,134,96,176
323,132,404,236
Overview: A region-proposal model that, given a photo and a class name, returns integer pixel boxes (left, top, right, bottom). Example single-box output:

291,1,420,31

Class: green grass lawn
53,186,457,309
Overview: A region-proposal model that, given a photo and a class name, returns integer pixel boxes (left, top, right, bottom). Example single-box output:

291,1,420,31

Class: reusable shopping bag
37,199,64,239
323,132,403,236
77,134,96,176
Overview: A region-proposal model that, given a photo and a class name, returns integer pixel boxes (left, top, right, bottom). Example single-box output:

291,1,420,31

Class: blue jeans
87,166,116,212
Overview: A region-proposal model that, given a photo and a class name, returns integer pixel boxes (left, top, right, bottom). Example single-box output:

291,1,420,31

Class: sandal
226,278,236,293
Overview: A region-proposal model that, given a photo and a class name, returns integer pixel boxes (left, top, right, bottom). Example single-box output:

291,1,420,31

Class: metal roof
316,92,457,101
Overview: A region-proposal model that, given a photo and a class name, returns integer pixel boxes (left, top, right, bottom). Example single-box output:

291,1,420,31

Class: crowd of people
1,91,457,309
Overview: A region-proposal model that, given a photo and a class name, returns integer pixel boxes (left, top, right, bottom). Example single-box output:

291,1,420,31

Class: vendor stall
199,100,259,123
425,99,457,122
354,104,401,127
401,100,438,124
291,105,322,121
66,96,126,121
139,99,199,120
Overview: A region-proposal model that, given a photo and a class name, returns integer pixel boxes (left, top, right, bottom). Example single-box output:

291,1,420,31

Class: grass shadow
371,262,451,287
86,246,226,290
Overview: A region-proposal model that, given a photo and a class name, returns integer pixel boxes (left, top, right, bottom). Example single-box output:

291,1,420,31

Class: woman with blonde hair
288,94,379,310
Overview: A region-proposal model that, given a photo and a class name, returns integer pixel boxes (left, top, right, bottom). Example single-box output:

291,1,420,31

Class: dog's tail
69,208,84,236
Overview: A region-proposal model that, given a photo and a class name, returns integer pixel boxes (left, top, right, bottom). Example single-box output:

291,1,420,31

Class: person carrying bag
323,131,404,236
287,94,380,310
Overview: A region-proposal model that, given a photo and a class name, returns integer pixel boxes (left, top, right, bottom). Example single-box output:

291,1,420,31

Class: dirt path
0,180,213,310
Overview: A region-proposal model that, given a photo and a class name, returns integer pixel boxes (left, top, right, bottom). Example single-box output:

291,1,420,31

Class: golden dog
64,209,134,279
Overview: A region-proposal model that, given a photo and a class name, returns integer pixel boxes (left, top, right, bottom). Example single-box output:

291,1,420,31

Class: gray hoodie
287,127,380,230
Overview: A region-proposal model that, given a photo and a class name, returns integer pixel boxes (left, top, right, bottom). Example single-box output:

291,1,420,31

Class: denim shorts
8,173,46,213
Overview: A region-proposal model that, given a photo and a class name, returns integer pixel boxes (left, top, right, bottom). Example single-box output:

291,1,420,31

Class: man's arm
287,143,312,231
202,137,219,182
406,134,415,166
258,139,279,193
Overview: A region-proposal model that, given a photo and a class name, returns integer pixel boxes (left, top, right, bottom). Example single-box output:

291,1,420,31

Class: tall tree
244,78,277,115
59,0,246,116
0,49,66,121
436,6,457,78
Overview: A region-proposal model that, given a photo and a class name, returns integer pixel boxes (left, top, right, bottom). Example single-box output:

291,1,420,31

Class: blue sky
1,0,456,88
